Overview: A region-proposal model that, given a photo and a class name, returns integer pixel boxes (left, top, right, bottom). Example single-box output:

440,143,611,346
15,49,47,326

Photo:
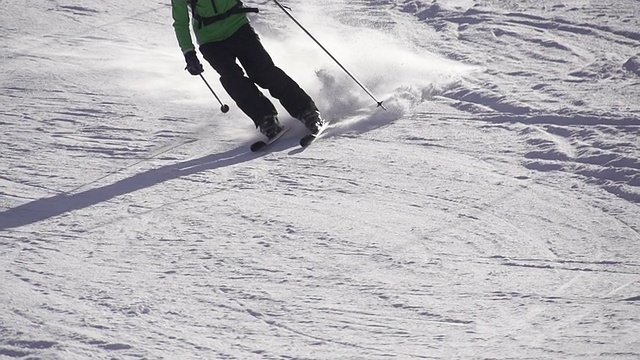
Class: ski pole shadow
0,139,296,230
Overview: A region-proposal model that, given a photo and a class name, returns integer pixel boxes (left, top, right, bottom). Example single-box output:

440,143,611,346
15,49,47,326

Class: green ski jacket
171,0,251,53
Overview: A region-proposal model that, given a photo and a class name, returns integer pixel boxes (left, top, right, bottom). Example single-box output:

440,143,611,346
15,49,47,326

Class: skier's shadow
0,138,298,230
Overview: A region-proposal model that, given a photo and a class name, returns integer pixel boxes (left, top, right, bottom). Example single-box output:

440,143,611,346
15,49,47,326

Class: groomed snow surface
1,0,639,359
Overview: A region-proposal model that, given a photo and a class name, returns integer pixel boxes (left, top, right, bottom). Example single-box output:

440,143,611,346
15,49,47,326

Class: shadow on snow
0,138,299,230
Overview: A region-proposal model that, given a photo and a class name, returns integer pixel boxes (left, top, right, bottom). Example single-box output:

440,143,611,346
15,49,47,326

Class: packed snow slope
1,0,639,359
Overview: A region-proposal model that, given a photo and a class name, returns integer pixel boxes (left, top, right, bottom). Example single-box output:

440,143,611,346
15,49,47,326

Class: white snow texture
1,0,639,359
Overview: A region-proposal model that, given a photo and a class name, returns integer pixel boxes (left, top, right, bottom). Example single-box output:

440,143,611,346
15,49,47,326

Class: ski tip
299,134,316,148
250,141,267,152
299,121,330,148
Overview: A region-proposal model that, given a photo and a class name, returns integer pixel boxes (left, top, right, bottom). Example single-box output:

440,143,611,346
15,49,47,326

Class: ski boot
259,115,284,139
299,110,325,135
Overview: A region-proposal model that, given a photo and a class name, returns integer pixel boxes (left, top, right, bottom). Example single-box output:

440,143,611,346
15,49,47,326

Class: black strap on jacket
189,0,258,29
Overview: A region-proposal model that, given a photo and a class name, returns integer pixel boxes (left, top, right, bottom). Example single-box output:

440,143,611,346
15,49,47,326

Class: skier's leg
200,40,276,127
232,24,318,119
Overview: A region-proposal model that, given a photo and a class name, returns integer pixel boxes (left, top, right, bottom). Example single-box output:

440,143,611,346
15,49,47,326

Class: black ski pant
200,24,317,127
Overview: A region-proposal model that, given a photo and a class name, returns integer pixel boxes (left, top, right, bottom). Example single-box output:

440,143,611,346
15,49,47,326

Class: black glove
184,50,204,75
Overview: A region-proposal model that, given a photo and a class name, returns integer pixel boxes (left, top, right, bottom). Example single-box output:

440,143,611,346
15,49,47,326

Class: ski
250,127,290,152
299,121,329,148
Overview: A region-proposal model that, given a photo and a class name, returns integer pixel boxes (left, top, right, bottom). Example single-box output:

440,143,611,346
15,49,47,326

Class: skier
171,0,324,139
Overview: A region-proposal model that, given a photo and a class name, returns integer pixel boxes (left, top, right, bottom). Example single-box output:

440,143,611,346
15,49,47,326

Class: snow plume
256,6,474,133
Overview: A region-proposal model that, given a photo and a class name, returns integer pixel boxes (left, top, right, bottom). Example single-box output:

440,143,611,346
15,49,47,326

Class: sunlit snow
1,0,639,358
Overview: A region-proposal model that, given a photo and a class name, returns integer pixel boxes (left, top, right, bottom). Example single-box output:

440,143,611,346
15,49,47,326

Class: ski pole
200,74,230,113
271,0,386,110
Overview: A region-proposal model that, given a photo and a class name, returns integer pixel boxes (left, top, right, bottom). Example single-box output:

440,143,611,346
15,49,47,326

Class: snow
1,0,639,359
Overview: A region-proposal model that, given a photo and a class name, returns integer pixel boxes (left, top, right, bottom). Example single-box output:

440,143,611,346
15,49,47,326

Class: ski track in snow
1,0,639,359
